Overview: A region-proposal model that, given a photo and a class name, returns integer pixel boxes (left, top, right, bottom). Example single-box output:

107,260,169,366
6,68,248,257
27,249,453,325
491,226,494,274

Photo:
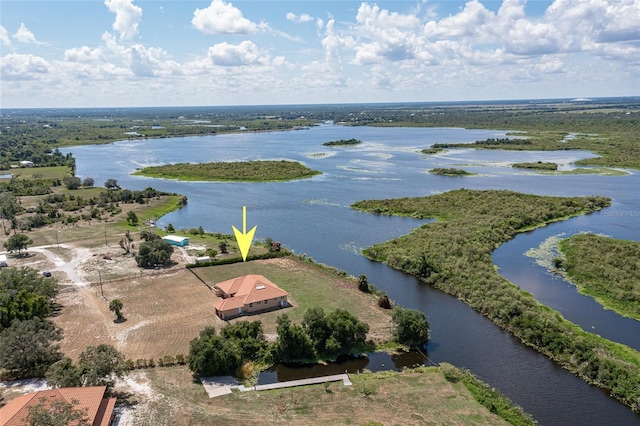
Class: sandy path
26,244,95,286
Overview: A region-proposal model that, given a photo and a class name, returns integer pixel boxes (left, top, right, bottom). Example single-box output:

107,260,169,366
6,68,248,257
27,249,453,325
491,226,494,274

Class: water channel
63,123,640,425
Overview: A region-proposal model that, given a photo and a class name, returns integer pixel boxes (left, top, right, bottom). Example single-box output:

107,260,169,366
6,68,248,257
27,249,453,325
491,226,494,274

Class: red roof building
0,386,116,426
213,274,289,320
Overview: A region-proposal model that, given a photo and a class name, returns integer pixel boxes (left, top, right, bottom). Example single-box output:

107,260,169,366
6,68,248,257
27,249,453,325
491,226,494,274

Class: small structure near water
162,235,189,247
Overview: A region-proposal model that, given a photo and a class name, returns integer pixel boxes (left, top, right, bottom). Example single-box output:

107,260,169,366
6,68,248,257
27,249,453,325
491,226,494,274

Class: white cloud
13,23,38,44
1,53,49,80
104,0,143,41
64,46,105,63
356,3,420,29
0,26,11,46
206,41,266,66
424,0,493,38
286,12,314,23
192,0,257,35
351,3,422,65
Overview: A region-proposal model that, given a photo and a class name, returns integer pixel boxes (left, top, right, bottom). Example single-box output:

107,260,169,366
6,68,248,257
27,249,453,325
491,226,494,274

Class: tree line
188,307,430,378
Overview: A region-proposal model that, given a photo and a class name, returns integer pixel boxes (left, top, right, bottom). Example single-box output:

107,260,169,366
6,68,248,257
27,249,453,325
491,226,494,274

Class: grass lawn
126,365,518,426
190,257,393,343
3,166,71,180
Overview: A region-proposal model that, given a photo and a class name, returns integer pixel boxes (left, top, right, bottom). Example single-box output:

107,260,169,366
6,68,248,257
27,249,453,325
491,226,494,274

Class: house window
281,296,285,300
257,301,261,305
249,303,253,307
264,300,268,304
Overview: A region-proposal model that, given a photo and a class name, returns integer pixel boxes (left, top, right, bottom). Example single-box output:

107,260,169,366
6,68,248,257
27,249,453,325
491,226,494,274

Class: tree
82,177,94,187
46,357,82,388
104,178,120,189
135,238,174,267
118,230,134,255
218,241,228,254
273,314,315,362
4,233,33,254
188,327,242,376
165,223,175,232
323,309,369,355
77,344,127,391
0,266,57,329
220,321,268,360
62,176,81,190
391,307,430,348
109,299,124,321
0,317,62,378
377,293,392,309
27,397,90,426
0,193,21,235
358,274,370,293
126,211,138,226
140,229,160,242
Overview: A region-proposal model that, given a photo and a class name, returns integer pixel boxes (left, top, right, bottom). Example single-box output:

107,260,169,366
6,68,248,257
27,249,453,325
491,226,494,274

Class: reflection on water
258,351,429,384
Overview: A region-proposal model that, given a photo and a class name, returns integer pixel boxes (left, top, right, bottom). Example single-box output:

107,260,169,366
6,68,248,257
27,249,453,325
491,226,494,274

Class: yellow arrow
232,206,257,262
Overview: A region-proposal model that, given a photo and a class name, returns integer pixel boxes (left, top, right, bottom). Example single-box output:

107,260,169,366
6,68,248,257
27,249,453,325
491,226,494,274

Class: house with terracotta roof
0,386,115,426
213,274,289,320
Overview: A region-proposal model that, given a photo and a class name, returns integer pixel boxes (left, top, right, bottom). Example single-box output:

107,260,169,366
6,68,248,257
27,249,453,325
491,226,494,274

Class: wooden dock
247,374,352,392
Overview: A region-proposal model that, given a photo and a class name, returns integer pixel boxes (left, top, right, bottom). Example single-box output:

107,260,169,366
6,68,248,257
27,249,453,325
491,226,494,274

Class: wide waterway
64,123,640,425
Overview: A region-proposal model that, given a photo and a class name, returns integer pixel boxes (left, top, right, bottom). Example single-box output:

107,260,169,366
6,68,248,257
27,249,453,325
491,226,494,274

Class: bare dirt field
53,267,223,361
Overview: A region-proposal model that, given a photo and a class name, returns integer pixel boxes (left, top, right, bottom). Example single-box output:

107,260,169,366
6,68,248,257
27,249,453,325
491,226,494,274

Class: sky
1,0,639,108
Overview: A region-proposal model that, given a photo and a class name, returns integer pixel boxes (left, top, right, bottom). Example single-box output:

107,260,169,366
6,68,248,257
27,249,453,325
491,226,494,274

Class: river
63,123,640,425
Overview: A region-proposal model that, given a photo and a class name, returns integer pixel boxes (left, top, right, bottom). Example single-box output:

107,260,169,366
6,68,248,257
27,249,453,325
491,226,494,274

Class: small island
512,162,558,171
420,147,445,155
429,167,472,176
133,160,321,182
323,138,362,146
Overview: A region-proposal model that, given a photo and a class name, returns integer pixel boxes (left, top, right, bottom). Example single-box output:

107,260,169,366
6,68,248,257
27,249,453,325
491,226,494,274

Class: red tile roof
0,386,115,426
213,275,288,313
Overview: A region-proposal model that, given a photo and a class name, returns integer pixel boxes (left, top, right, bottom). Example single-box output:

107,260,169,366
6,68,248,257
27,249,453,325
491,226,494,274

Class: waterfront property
213,274,288,320
162,235,189,247
0,386,116,426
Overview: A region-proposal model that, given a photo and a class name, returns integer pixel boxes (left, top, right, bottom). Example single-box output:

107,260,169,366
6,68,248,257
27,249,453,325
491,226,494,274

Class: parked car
42,270,52,277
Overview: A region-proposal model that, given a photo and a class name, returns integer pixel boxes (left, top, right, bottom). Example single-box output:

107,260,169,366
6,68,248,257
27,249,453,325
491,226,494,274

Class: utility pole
99,270,104,299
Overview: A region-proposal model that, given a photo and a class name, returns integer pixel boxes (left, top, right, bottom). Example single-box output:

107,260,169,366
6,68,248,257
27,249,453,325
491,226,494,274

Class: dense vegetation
135,232,174,268
134,160,321,182
352,189,640,412
0,267,57,330
322,138,362,146
0,267,64,379
558,233,640,321
188,309,376,377
1,186,173,231
429,167,472,176
512,162,558,170
45,344,128,392
0,109,316,148
0,317,63,379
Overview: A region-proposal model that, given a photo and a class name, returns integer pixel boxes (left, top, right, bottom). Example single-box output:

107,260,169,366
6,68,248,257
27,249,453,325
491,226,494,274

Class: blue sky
1,0,638,108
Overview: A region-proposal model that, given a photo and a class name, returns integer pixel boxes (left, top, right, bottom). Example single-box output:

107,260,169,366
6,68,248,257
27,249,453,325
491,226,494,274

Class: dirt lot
53,267,223,361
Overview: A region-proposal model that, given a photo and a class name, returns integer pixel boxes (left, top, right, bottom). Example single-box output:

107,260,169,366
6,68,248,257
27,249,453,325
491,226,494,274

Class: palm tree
109,299,124,321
